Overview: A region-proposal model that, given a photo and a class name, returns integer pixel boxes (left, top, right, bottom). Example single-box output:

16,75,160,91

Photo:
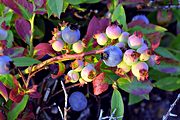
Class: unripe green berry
118,32,129,43
81,64,96,82
106,24,121,39
94,33,108,46
51,38,64,52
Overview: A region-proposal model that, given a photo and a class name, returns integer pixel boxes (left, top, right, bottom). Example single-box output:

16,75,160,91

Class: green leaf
117,78,153,95
4,9,14,26
66,0,100,5
111,4,127,30
154,77,180,91
170,34,180,50
0,3,5,16
12,57,41,67
6,30,14,48
0,74,14,89
102,69,119,84
34,26,44,39
15,2,32,20
7,95,29,120
47,0,63,18
62,1,69,12
128,94,143,105
111,89,124,120
172,9,180,21
155,47,179,61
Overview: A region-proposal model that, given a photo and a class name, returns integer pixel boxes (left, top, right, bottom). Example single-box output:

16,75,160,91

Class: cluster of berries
49,25,84,53
98,22,159,81
65,59,96,84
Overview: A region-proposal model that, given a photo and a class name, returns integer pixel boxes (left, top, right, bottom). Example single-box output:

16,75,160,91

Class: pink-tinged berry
71,59,84,72
131,62,149,81
132,15,149,24
51,38,64,52
0,29,8,40
128,31,144,49
117,61,131,73
0,56,12,74
123,49,140,66
62,26,80,44
106,24,121,39
65,70,79,83
118,32,129,43
72,41,84,53
81,64,96,82
94,33,108,46
103,46,123,67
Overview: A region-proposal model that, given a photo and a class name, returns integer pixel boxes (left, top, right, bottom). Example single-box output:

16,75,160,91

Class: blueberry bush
0,0,180,120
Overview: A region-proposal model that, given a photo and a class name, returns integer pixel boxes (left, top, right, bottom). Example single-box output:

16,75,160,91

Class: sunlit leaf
0,74,14,89
47,0,63,18
112,4,127,30
111,89,124,120
8,95,29,120
12,57,41,67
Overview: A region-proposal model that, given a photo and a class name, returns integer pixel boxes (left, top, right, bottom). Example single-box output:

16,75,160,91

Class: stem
29,13,35,57
28,47,105,73
61,81,68,120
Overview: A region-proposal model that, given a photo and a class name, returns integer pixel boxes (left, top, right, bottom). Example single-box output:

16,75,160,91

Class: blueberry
0,56,12,74
81,64,96,82
131,62,149,81
132,15,149,24
94,33,108,46
51,38,64,52
69,91,87,112
123,49,139,66
0,29,8,40
103,46,123,67
128,34,143,49
62,26,80,44
106,24,121,39
65,70,79,83
118,32,129,43
72,41,84,53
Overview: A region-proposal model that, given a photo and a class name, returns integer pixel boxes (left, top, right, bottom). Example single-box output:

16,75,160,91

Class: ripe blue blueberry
103,46,123,67
0,28,8,40
132,15,149,24
0,56,12,74
62,26,80,44
69,91,87,112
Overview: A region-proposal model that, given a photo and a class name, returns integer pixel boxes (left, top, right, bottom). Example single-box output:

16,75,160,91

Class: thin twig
58,106,64,120
61,81,68,120
17,68,27,88
162,93,180,120
98,109,104,120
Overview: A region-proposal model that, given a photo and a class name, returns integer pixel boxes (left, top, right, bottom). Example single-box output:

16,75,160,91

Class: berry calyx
103,46,123,67
106,24,121,39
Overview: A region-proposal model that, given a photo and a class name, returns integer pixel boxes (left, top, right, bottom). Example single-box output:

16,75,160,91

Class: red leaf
0,82,8,102
146,32,162,50
2,0,33,16
21,112,35,120
34,43,55,59
15,18,31,43
83,16,110,44
9,87,24,103
93,73,109,95
27,85,42,98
